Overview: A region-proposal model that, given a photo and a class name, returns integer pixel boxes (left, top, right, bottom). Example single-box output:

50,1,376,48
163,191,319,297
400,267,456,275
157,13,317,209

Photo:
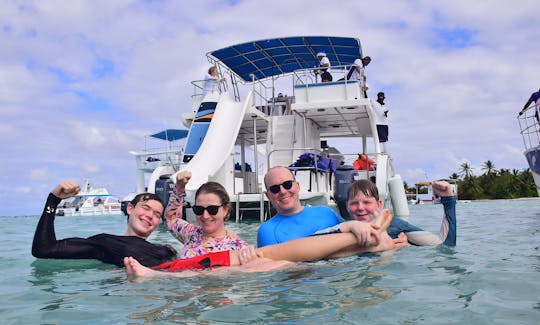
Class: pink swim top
164,187,248,258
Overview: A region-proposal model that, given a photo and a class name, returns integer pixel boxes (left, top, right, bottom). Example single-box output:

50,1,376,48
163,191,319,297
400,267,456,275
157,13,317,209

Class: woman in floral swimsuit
164,171,248,258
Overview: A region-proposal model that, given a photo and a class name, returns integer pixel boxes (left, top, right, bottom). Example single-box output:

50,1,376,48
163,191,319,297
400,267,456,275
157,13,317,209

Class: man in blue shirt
257,166,380,247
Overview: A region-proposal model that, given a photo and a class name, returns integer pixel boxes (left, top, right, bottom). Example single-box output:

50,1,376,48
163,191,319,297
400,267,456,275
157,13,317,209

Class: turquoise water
1,199,539,324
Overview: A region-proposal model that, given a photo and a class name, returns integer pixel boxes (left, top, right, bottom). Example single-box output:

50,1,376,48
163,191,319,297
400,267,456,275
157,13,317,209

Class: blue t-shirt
257,206,340,247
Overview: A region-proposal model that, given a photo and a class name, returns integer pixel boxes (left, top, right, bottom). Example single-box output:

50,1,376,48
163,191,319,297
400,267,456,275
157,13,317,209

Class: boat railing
130,147,184,172
517,103,540,150
190,75,229,105
291,65,365,105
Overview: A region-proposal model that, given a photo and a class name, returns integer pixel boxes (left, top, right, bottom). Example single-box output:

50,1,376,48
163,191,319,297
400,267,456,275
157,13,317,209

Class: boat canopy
208,36,363,82
150,129,188,141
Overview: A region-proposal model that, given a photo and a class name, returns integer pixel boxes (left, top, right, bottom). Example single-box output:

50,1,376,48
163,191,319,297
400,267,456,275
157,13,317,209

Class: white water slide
174,91,253,191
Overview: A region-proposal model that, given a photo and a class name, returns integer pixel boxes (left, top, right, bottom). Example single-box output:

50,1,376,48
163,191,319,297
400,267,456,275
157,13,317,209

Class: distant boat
56,179,122,217
517,103,540,196
411,179,458,204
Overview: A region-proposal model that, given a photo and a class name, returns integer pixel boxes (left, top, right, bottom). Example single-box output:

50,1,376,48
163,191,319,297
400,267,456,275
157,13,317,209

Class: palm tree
459,162,473,179
449,173,460,180
481,160,497,175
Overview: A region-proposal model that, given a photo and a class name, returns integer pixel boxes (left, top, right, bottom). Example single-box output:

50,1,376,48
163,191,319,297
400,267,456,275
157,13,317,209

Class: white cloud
0,0,538,215
27,167,49,180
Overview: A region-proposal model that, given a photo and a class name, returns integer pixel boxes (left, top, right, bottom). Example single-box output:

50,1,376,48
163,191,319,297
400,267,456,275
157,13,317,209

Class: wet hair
123,193,165,218
347,179,380,201
195,181,231,220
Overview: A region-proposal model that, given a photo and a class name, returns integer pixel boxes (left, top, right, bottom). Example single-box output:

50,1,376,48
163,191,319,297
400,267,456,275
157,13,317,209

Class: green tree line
406,160,538,200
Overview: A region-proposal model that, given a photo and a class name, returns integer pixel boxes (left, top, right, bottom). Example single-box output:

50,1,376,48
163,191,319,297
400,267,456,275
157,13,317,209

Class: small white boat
56,180,122,217
517,103,540,196
412,179,458,204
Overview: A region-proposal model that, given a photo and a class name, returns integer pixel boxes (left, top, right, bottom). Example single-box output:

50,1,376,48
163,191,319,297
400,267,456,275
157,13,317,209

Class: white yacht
130,36,410,222
56,179,122,217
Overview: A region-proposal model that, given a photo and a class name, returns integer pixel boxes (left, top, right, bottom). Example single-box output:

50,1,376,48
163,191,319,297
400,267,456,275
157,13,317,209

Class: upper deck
185,36,375,143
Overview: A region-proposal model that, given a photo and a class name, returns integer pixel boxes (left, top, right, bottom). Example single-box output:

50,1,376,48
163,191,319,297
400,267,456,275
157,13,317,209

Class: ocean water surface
1,199,539,324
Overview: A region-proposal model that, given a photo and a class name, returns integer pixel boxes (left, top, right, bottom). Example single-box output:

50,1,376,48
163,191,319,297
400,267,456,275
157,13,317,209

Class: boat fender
388,175,410,219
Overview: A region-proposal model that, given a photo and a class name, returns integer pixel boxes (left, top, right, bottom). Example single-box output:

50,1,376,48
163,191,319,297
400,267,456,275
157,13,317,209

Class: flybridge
208,36,363,82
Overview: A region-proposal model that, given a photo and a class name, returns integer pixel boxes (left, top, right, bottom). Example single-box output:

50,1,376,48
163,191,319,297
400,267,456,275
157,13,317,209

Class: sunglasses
268,180,294,194
192,205,222,215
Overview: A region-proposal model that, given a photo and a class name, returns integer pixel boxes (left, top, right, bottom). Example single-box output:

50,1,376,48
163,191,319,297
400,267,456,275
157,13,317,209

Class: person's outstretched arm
401,181,457,246
31,181,104,259
164,171,194,242
252,209,407,262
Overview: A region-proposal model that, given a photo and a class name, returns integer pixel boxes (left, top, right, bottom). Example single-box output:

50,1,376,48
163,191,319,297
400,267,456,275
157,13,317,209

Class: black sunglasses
268,180,294,194
192,205,222,215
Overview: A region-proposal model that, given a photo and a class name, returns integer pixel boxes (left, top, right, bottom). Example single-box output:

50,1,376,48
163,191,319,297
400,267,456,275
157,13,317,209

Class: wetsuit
32,193,177,267
387,196,457,246
316,196,457,247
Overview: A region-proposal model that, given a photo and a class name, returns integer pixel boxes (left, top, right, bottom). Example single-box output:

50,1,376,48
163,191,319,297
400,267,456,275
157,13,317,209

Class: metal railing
517,103,540,150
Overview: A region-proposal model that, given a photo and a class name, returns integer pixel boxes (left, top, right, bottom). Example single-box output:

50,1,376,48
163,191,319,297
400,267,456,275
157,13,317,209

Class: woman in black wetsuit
31,180,177,267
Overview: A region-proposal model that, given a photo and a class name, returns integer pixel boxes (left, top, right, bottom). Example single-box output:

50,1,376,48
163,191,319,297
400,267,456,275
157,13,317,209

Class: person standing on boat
32,181,178,267
164,171,249,258
257,166,382,248
372,92,389,153
519,88,540,122
314,52,331,82
345,56,371,97
202,65,226,95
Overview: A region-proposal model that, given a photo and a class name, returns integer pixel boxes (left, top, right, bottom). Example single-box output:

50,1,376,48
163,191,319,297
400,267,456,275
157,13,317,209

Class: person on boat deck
372,92,389,153
353,154,375,171
31,181,177,267
256,166,387,248
165,171,249,258
321,71,333,82
519,88,540,123
124,207,409,278
329,179,457,246
314,52,331,82
202,65,226,95
344,56,371,97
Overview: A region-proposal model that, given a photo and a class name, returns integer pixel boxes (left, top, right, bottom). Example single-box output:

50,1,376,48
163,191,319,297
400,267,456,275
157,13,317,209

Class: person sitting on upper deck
202,66,226,95
321,71,333,82
314,52,332,82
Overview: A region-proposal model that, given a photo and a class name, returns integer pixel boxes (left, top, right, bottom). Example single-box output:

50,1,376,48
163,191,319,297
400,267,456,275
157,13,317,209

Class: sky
1,0,539,216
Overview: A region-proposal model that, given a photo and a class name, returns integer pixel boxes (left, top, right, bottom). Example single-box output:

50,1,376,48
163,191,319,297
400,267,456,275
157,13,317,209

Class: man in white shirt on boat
372,92,389,153
347,56,371,97
314,52,331,82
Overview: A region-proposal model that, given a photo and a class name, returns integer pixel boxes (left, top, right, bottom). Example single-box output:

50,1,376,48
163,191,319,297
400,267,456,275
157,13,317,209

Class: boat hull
56,206,123,217
524,147,540,196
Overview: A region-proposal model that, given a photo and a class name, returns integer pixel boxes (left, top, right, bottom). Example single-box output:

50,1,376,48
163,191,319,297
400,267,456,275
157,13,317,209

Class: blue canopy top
150,129,188,141
208,36,363,82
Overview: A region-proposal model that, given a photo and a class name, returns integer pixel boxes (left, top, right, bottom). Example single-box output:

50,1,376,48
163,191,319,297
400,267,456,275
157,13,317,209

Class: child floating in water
341,180,457,246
